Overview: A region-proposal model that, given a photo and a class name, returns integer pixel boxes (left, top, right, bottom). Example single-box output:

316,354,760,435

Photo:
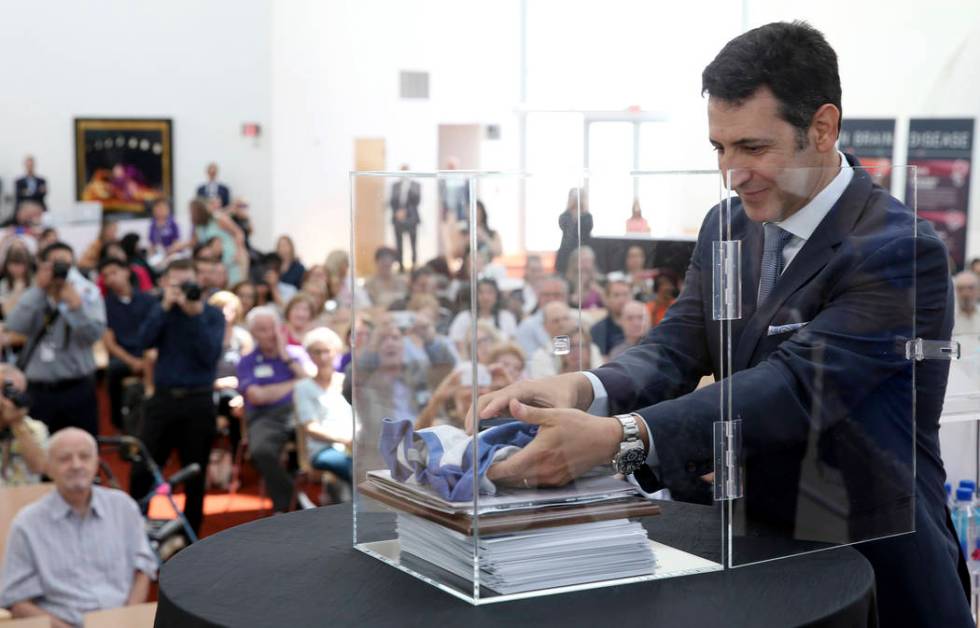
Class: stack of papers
397,512,657,594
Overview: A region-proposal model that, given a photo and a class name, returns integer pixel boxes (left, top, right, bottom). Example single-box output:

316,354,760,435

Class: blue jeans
311,447,352,483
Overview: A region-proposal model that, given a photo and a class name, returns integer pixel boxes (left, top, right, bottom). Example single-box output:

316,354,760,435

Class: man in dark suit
196,162,230,207
15,155,47,211
389,164,421,272
474,21,971,627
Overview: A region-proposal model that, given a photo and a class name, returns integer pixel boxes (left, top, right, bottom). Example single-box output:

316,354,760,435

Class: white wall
0,0,274,248
270,0,522,267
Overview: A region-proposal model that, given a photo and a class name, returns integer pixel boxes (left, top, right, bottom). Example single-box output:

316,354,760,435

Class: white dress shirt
584,152,852,478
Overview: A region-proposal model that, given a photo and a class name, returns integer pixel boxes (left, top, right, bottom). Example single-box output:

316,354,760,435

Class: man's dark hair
262,252,282,274
375,246,398,262
165,258,195,276
701,21,841,147
39,241,73,262
97,257,129,273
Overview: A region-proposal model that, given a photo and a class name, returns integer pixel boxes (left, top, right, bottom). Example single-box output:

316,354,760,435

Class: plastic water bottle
952,487,975,557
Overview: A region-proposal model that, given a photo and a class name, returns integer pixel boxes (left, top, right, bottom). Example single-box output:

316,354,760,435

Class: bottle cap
946,482,953,495
957,487,974,502
959,480,976,490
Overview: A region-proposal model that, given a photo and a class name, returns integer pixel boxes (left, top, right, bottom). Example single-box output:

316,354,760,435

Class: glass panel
723,164,918,567
352,170,727,604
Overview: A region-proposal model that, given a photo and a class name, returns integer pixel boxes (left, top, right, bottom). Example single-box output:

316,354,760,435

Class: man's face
24,157,34,174
621,302,648,339
956,278,978,311
101,264,130,294
45,249,73,269
207,164,218,180
166,268,196,290
49,433,98,496
250,315,279,353
605,283,631,316
708,87,826,223
536,279,567,308
543,303,573,338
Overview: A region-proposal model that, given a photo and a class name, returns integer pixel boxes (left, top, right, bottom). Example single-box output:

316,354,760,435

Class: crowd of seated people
0,166,692,621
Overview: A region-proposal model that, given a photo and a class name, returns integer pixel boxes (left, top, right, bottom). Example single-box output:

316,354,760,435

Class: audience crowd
0,160,686,624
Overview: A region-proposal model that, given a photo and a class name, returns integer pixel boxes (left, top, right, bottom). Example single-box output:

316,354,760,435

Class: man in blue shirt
99,258,155,432
237,306,314,513
129,259,224,534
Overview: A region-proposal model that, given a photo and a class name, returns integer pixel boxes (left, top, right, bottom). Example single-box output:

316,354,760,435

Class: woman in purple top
148,199,181,255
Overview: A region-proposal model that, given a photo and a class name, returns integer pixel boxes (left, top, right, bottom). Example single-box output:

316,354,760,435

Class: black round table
155,503,876,628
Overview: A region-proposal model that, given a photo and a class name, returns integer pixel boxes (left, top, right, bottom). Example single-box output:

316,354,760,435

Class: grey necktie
757,223,794,305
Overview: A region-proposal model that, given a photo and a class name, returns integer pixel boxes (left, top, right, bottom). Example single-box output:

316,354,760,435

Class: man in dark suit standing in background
196,162,230,208
475,21,972,627
389,163,421,272
15,155,47,211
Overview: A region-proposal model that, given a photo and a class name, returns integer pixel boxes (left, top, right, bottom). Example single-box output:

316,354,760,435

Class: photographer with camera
129,258,224,534
0,364,46,487
5,242,105,437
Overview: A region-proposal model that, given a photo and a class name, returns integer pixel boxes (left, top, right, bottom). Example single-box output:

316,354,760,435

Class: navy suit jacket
196,182,230,208
15,175,46,209
389,180,421,227
592,155,971,626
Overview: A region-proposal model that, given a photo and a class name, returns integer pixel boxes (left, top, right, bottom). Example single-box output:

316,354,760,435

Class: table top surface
156,502,875,628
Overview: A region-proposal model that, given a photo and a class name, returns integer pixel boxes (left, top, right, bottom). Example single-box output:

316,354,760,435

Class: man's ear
810,104,841,153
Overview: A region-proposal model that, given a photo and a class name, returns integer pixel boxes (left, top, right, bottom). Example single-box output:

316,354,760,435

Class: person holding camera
5,242,105,437
0,364,46,487
129,258,224,534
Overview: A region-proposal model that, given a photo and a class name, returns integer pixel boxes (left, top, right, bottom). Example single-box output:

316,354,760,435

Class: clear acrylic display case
347,164,922,604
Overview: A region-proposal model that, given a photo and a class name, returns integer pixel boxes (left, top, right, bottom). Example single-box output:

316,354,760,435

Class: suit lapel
731,163,873,371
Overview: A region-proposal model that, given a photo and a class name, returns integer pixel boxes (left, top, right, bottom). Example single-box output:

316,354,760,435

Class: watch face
616,444,647,474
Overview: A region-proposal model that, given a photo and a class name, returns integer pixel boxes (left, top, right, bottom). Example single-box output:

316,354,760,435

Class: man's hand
58,282,82,310
466,372,595,433
395,208,408,222
161,283,182,311
35,261,53,291
486,399,621,488
410,311,436,344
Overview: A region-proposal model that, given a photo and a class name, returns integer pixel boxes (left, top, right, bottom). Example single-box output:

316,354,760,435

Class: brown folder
358,481,661,536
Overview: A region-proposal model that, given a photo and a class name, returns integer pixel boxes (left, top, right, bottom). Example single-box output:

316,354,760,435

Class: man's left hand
486,399,622,488
58,282,82,311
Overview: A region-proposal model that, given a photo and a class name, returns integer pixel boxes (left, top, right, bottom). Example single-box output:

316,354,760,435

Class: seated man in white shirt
0,428,157,628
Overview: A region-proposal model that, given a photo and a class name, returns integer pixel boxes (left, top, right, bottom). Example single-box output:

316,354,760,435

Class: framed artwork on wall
74,118,173,218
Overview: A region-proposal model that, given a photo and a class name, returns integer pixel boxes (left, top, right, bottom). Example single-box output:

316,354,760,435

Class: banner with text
839,119,895,190
906,118,974,270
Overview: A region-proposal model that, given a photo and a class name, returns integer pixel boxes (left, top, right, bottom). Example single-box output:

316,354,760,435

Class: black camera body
2,380,30,409
52,261,70,281
180,281,203,302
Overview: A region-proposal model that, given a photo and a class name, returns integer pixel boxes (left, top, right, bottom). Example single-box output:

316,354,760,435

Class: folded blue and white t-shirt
379,418,538,501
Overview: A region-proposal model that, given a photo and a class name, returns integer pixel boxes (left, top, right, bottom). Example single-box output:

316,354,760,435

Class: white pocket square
767,321,809,336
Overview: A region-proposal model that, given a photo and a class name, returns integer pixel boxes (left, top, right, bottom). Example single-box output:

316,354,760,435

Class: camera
52,261,70,281
180,281,202,302
2,380,30,409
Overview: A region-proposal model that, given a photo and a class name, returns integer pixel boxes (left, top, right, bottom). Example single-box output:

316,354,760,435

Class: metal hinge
713,419,743,501
905,338,960,361
712,241,742,321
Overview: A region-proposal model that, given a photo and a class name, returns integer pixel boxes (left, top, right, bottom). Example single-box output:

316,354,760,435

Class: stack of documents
397,512,657,594
359,469,661,594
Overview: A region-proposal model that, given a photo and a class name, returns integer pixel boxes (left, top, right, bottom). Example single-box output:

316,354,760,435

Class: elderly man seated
0,427,157,628
0,364,46,487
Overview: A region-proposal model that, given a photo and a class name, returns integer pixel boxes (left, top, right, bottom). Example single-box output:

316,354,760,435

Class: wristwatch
612,413,647,475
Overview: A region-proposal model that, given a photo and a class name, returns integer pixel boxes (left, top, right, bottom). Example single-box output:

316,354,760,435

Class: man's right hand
161,284,182,311
34,261,53,291
466,372,595,433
